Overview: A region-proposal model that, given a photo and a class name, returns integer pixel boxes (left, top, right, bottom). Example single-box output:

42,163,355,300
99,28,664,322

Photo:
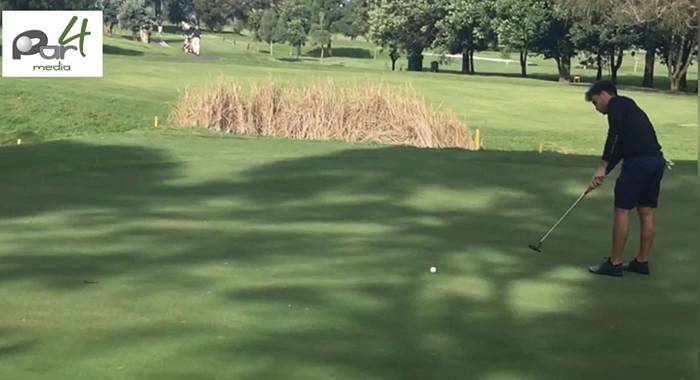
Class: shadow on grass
162,25,183,35
436,68,698,94
0,139,696,379
161,37,186,45
0,330,36,360
103,44,145,56
438,69,560,82
305,47,373,59
277,57,305,63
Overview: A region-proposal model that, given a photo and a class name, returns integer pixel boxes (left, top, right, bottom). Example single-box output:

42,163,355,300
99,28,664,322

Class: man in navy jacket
585,80,666,277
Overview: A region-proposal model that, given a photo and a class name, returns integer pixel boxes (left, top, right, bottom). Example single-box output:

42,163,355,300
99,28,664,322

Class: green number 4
59,16,91,58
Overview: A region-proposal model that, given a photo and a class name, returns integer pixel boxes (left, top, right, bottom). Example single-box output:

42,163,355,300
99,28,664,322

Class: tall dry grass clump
169,81,475,150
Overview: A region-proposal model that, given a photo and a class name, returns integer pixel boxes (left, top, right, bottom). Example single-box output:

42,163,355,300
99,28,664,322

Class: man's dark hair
585,80,618,101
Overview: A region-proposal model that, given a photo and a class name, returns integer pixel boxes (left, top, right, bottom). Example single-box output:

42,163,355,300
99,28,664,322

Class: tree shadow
162,25,183,35
438,69,561,82
0,139,695,379
176,54,222,61
435,67,698,94
614,74,698,94
277,57,304,63
119,35,138,42
161,37,186,45
0,330,36,361
103,44,145,56
305,47,373,59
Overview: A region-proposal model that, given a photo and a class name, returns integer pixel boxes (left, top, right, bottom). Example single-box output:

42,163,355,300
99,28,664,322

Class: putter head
528,244,542,253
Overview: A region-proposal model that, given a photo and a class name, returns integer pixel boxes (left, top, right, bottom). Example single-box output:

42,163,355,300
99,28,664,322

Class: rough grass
170,81,475,150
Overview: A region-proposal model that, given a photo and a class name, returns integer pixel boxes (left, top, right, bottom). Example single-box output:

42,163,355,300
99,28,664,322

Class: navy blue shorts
614,156,665,209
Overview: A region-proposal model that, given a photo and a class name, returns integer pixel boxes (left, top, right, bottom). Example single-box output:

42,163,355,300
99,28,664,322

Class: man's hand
587,165,607,193
587,175,605,193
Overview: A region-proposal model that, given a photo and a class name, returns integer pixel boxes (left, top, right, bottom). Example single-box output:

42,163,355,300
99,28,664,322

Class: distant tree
492,0,551,77
434,0,495,75
118,0,157,42
369,0,444,72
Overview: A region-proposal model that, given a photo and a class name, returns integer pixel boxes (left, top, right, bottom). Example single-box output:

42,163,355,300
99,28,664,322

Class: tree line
1,0,696,92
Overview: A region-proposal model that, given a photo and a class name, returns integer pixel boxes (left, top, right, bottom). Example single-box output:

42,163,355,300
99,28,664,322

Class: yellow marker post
17,138,22,145
475,129,481,150
154,116,159,128
538,143,544,154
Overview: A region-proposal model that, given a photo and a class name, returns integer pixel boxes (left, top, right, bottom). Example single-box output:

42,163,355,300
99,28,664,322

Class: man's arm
602,102,625,173
588,159,608,193
588,127,617,193
588,132,619,193
601,126,622,175
588,101,625,192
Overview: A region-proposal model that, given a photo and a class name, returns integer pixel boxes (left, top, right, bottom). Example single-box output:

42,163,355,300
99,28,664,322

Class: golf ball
430,266,437,273
16,36,33,53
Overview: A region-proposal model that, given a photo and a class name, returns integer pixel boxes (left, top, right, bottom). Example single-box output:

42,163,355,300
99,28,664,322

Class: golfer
190,27,202,56
585,80,666,277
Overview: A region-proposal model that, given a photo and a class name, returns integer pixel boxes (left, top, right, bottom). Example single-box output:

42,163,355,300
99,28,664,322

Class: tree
635,24,665,88
248,8,266,37
567,0,636,84
493,0,551,77
309,0,343,56
278,0,312,56
532,2,576,82
167,0,195,24
434,0,495,75
150,0,163,17
613,0,697,92
388,47,400,71
273,11,287,44
258,8,279,55
118,0,156,42
98,0,123,36
369,0,445,72
333,0,369,40
310,11,332,60
602,24,637,84
658,27,697,92
611,0,675,88
193,0,228,31
228,0,277,25
0,0,96,10
286,18,307,56
232,17,245,34
569,11,606,80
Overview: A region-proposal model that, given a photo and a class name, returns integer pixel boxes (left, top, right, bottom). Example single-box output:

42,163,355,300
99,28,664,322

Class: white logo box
2,11,103,77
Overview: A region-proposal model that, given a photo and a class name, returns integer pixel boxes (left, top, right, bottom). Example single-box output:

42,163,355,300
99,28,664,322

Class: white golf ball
16,36,33,53
430,266,437,273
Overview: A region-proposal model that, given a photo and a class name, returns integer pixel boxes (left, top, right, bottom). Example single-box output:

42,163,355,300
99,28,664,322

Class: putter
529,189,590,253
664,157,674,171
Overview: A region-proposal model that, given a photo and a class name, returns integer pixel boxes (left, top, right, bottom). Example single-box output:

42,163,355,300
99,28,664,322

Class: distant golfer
181,21,192,53
190,27,202,56
585,80,666,277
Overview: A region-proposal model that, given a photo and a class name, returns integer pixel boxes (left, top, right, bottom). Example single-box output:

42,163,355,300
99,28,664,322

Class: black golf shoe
588,257,623,277
622,258,650,275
